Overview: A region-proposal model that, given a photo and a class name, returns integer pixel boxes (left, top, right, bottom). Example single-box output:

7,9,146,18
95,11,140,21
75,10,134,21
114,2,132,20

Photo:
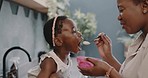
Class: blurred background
68,0,125,62
0,0,127,77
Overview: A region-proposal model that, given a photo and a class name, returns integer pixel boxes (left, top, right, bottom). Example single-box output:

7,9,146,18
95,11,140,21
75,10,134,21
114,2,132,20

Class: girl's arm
37,58,57,78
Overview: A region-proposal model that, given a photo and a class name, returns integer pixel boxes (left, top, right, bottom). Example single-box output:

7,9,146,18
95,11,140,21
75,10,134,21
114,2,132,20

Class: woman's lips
122,24,127,29
120,22,126,29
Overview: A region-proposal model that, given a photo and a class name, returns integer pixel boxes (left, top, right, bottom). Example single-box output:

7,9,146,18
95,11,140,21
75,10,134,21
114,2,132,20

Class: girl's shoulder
39,50,55,65
39,50,58,72
40,57,57,72
39,50,57,71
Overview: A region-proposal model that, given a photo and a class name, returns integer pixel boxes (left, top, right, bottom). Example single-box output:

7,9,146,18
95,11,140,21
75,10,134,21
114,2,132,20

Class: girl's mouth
78,47,82,51
77,42,82,51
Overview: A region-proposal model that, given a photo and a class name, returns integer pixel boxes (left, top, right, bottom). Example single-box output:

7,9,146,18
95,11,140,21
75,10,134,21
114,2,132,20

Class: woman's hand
94,33,113,60
78,57,110,76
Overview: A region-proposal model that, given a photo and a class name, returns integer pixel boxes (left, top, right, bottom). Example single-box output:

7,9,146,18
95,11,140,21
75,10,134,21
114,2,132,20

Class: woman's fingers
96,32,111,46
100,34,109,45
78,67,94,76
104,34,111,44
78,66,90,74
94,33,104,47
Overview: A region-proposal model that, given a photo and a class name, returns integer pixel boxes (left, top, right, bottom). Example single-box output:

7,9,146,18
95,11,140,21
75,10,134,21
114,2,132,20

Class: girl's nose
77,31,82,37
77,31,83,41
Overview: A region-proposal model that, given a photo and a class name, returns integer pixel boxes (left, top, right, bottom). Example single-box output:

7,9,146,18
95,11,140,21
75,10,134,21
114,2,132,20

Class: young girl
28,16,83,78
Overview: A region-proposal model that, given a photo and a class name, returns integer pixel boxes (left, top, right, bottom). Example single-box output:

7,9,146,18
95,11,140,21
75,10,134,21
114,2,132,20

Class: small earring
143,10,147,13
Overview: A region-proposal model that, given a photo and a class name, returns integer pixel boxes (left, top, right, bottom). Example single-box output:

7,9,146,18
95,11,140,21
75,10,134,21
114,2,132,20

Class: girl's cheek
74,33,79,39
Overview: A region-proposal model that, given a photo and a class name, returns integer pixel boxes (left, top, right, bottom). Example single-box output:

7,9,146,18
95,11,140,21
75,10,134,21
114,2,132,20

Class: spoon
82,35,101,46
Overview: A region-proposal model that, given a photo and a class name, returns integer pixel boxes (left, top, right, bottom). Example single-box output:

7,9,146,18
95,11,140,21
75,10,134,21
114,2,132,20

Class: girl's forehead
71,19,78,29
63,18,78,29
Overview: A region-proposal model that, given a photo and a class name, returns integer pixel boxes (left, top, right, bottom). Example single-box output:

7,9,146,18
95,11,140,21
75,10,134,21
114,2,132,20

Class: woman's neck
142,30,148,37
142,22,148,36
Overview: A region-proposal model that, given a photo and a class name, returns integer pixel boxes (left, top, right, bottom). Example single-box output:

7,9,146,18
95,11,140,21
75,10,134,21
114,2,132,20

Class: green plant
46,1,97,40
47,0,69,19
72,9,97,40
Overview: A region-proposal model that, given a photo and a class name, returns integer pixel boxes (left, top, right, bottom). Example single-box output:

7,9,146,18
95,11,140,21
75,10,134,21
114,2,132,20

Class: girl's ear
54,37,63,46
141,0,148,14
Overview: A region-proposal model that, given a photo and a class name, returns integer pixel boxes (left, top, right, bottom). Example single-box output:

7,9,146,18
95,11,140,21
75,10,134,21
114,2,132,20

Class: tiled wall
0,1,49,77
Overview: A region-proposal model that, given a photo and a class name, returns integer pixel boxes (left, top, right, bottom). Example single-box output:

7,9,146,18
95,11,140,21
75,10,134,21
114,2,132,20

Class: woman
78,0,148,78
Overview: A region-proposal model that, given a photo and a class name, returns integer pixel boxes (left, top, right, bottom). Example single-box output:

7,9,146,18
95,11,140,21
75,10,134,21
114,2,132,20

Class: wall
0,0,126,77
69,0,125,63
0,1,49,77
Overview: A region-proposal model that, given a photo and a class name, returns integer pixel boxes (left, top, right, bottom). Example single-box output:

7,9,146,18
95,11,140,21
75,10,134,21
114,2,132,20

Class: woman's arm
95,33,121,71
104,54,121,72
78,58,122,78
37,58,57,78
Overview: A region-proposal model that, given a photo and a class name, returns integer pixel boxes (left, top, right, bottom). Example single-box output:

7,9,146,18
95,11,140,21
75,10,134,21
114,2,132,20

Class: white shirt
119,33,148,78
28,50,72,78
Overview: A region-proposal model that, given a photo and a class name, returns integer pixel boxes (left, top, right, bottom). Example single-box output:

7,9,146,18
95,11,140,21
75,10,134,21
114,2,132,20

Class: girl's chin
73,47,81,53
77,47,82,52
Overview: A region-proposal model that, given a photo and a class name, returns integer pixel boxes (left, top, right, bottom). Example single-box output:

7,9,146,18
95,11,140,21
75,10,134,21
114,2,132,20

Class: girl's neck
54,48,70,63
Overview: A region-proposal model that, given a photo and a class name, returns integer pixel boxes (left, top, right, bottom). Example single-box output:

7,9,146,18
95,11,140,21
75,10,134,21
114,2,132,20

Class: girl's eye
72,31,77,33
72,28,77,33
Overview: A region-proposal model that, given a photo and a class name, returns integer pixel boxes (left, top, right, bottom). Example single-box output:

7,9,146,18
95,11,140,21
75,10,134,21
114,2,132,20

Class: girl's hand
78,58,110,76
94,33,113,60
